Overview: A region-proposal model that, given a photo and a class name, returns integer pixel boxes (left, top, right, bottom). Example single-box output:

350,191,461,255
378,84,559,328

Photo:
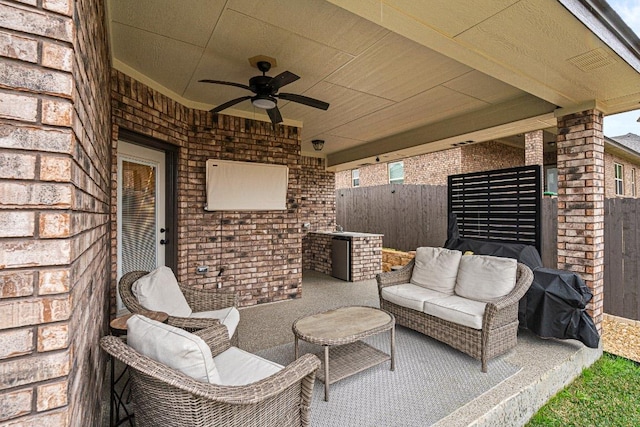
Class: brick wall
112,72,337,307
404,149,461,185
604,152,640,197
301,156,336,270
460,141,524,173
350,235,383,281
556,110,605,332
0,0,111,425
335,141,524,189
335,169,351,189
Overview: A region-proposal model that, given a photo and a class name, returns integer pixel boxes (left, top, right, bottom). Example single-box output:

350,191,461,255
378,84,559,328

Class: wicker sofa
101,316,320,427
376,247,534,372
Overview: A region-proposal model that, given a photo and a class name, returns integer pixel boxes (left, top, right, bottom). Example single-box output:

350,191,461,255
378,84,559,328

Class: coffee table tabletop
292,306,395,401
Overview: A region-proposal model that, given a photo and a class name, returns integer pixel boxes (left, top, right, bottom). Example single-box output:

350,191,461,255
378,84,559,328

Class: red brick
39,156,71,182
0,3,72,42
0,30,37,63
37,324,68,352
38,213,71,238
36,380,67,412
0,182,72,208
0,211,35,238
0,124,73,153
0,329,34,360
0,62,72,98
38,269,69,295
41,99,73,127
0,92,38,122
0,388,33,421
0,350,70,390
0,296,71,329
42,0,73,16
42,41,73,72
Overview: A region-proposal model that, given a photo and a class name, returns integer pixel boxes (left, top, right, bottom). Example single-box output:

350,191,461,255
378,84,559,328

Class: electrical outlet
196,266,208,274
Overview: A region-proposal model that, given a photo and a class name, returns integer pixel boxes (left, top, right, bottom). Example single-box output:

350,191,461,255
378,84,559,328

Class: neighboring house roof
606,133,640,161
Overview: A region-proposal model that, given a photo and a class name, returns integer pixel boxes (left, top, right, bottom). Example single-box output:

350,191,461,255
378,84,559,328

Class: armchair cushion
190,306,240,338
132,266,192,317
213,347,283,386
127,314,220,383
410,247,462,294
454,255,517,303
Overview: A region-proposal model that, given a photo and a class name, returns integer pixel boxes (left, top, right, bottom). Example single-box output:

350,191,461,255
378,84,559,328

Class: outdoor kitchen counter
306,231,383,282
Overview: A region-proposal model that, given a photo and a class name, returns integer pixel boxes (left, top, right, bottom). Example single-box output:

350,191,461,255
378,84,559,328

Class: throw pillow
454,255,517,302
410,247,462,294
127,314,221,383
132,266,192,317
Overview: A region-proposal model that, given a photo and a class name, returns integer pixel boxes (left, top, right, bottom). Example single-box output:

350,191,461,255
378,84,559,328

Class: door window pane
121,161,157,273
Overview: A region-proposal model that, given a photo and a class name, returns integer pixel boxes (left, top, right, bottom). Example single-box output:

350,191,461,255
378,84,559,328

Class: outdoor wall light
312,139,324,151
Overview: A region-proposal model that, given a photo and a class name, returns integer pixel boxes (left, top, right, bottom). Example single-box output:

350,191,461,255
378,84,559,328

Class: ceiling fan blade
199,79,252,92
277,93,329,110
266,106,283,124
210,95,252,113
269,71,299,91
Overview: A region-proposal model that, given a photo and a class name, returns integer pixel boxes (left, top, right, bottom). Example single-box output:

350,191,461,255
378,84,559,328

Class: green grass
527,353,640,427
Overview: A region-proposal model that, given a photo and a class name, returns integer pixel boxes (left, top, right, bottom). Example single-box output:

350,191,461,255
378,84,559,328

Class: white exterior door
116,141,166,311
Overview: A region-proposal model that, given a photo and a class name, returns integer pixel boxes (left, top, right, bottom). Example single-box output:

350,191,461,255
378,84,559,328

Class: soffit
107,0,640,168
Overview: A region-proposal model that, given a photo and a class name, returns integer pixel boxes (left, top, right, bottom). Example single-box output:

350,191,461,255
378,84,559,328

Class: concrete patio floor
103,270,601,426
237,270,603,427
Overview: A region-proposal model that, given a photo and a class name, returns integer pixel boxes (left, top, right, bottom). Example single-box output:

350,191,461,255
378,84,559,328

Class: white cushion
381,283,449,312
132,266,192,317
190,307,240,338
410,247,462,294
213,347,283,386
423,295,487,330
454,255,517,303
126,314,220,383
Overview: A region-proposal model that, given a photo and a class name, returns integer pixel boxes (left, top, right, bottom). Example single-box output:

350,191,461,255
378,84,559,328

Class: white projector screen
205,159,288,211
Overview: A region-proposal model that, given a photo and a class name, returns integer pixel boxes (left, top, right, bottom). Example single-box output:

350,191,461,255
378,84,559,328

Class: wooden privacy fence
335,185,448,251
604,198,640,321
337,186,640,321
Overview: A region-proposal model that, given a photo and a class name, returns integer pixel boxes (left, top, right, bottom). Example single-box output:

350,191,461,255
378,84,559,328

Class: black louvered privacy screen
448,165,542,253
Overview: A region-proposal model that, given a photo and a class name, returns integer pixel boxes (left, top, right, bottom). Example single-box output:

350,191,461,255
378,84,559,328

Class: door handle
160,239,168,245
160,228,167,233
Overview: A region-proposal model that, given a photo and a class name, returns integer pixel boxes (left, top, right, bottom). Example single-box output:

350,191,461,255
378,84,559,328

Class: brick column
524,130,544,166
556,110,605,333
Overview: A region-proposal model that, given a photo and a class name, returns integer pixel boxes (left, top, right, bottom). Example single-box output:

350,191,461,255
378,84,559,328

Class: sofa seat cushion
213,347,283,386
381,283,449,312
132,266,192,317
455,255,517,303
410,247,462,294
127,314,220,383
423,295,487,330
190,307,240,338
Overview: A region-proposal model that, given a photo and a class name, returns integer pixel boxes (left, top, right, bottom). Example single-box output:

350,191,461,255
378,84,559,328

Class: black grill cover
519,268,599,348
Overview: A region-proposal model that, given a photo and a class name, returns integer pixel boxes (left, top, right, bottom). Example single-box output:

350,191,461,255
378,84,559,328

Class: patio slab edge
471,341,602,427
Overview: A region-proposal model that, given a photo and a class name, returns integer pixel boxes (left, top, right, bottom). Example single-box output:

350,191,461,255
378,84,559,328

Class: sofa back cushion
127,314,221,383
132,266,192,317
410,247,462,294
454,255,517,302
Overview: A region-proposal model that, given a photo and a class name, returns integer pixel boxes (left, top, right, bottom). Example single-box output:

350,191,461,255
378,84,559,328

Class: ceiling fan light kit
199,60,329,125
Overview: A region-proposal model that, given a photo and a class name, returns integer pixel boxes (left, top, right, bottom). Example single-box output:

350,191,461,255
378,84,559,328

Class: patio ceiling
106,0,640,171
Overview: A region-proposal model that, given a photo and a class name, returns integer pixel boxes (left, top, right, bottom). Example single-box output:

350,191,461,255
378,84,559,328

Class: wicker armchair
377,260,533,372
100,326,321,427
119,270,240,345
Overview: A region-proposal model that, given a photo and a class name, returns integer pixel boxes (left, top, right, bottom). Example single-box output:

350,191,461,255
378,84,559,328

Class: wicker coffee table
292,306,395,401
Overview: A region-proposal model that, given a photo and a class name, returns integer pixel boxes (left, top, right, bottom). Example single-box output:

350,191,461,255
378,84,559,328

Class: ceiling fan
199,60,329,125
